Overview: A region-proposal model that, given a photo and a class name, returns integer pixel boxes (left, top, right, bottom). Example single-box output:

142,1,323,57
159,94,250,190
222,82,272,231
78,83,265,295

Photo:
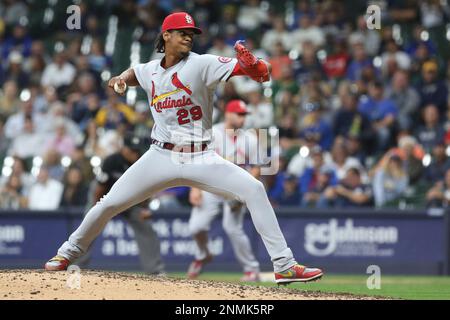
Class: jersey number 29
177,105,203,125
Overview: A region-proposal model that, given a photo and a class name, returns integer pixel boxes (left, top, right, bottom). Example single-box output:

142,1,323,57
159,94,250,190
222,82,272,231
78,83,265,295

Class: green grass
170,272,450,300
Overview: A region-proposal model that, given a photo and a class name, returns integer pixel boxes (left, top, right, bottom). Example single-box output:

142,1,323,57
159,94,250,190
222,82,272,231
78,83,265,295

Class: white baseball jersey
133,53,238,144
211,122,262,167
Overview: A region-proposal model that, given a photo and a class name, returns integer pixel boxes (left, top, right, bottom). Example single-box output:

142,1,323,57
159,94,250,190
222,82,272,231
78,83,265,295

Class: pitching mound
0,270,375,300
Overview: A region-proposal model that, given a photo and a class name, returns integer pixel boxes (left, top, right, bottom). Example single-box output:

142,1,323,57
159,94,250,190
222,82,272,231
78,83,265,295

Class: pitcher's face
164,29,195,57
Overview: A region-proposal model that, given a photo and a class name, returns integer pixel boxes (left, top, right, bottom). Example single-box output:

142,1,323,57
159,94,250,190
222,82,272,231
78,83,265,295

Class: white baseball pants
58,145,296,272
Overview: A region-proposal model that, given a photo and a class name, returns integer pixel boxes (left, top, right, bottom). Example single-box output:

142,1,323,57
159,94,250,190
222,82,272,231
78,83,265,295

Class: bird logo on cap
185,14,193,24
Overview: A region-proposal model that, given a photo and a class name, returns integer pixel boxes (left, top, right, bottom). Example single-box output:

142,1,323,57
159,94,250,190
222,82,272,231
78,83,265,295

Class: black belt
151,138,208,153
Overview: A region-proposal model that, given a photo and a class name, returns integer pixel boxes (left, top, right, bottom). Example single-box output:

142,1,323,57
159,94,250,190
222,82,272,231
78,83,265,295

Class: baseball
114,81,127,94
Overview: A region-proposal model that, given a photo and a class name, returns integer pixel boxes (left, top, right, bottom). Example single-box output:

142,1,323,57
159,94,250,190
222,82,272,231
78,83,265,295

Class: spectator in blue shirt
416,60,448,116
300,165,337,208
1,23,32,60
318,167,372,208
346,42,373,82
299,102,333,151
333,86,375,154
275,174,302,207
358,81,398,152
299,146,338,206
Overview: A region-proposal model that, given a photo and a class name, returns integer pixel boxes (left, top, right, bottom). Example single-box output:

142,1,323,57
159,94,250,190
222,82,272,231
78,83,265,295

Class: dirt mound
0,270,374,300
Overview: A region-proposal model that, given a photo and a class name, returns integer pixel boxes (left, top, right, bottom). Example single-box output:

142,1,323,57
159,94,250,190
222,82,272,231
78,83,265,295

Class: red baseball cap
162,12,202,34
225,100,249,114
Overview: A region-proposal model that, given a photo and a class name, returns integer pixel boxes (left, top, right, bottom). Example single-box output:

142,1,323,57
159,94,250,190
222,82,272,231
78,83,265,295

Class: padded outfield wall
0,208,449,275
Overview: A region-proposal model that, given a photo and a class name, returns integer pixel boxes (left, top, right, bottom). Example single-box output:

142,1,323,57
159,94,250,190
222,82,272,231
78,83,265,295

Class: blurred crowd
1,0,450,211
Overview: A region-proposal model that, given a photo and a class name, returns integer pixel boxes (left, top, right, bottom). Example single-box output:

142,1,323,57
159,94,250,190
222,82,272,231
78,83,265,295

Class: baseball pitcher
44,12,323,284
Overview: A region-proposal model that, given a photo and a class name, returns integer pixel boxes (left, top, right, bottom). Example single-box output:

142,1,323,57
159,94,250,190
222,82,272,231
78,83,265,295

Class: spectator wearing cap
319,167,372,208
424,142,450,185
373,155,408,207
298,102,333,151
95,90,135,130
4,51,29,89
415,104,445,152
416,60,448,115
427,168,450,208
27,166,64,210
273,174,302,207
298,146,338,205
358,81,398,152
384,70,420,130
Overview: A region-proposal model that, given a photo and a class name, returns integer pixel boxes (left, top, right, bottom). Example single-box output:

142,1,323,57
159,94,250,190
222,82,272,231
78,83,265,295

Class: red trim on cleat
275,264,323,284
44,255,70,271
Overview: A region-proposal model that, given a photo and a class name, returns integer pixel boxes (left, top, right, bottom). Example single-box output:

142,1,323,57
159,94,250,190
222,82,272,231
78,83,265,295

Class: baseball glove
234,40,258,67
234,40,270,83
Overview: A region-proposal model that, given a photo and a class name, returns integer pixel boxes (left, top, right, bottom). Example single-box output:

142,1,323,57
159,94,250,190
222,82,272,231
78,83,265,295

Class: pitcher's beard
179,50,190,59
